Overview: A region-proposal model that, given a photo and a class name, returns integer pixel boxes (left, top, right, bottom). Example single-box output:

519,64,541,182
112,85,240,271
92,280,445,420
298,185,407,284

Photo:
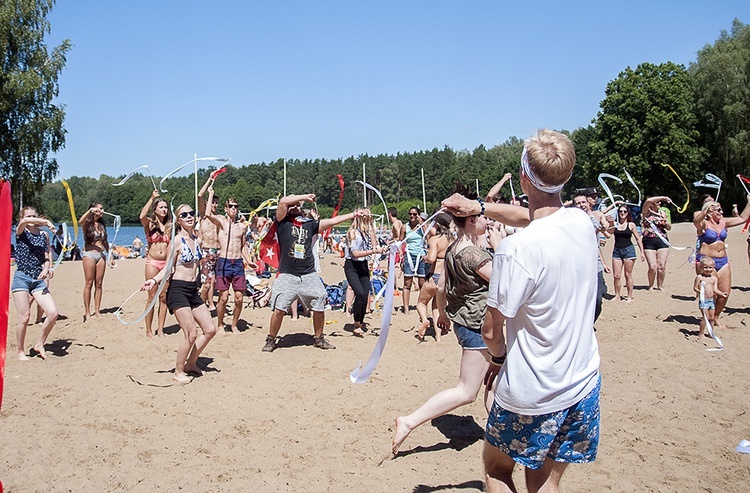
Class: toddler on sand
693,257,727,339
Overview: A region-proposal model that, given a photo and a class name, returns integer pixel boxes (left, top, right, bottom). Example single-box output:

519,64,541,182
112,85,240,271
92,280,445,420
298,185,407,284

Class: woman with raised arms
12,207,59,360
142,204,217,383
140,189,173,337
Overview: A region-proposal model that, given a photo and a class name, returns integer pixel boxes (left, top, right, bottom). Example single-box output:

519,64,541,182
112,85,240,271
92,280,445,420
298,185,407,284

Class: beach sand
2,222,750,492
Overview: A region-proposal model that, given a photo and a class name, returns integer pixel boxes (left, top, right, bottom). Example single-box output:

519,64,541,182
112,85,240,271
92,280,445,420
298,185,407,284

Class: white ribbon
102,211,122,268
113,164,158,190
700,281,723,351
354,180,391,231
160,157,229,192
50,222,68,271
350,209,444,383
597,173,622,209
115,201,178,325
623,169,642,206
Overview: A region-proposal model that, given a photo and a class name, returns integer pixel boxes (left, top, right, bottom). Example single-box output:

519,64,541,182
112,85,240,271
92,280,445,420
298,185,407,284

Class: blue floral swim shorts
485,375,601,469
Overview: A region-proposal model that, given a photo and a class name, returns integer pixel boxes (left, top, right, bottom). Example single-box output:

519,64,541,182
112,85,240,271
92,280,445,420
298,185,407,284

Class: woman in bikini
80,202,111,320
393,184,502,455
693,196,750,327
608,205,645,302
415,212,452,341
12,207,59,360
142,204,217,383
641,196,672,290
140,190,173,337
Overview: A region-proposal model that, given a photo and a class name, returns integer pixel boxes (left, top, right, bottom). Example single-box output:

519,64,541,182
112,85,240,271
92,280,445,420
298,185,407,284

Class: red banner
259,222,280,270
0,179,13,409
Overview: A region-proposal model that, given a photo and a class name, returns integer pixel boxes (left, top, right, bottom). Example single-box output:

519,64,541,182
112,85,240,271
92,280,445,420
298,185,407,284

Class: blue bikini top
698,227,727,245
177,236,203,266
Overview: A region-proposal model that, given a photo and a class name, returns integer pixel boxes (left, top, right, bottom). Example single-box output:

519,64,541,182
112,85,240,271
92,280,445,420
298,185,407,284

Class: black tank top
613,225,633,249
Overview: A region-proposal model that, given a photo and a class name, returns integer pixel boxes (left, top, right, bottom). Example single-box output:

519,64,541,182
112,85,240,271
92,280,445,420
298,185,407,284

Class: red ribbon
323,175,345,240
210,167,228,181
0,179,13,409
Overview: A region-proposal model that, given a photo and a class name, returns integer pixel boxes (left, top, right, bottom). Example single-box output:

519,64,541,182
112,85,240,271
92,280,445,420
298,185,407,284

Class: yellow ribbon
61,180,79,245
246,197,279,221
661,163,689,213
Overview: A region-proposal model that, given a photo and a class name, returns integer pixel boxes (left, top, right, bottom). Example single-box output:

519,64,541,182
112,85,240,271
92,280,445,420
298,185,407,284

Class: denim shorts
403,252,426,277
453,322,487,350
485,375,601,470
612,244,636,260
11,270,48,294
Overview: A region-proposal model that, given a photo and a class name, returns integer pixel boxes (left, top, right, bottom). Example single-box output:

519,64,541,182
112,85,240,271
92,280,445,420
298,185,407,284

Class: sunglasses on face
227,204,238,209
409,212,419,216
618,210,628,214
178,210,196,218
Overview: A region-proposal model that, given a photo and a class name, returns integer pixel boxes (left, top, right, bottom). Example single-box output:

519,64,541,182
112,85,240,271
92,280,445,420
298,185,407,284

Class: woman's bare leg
611,258,623,300
12,291,32,360
30,290,59,359
186,304,217,373
93,258,106,317
82,256,97,319
623,258,636,301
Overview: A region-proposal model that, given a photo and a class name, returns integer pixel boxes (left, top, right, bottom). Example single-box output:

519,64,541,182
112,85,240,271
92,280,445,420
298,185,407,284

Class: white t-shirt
488,206,601,415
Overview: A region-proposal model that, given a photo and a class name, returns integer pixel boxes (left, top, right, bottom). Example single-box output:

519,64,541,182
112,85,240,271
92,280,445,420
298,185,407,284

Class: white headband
521,147,565,194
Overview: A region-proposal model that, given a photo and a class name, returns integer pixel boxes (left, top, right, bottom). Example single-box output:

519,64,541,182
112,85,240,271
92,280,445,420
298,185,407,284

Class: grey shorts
270,272,326,312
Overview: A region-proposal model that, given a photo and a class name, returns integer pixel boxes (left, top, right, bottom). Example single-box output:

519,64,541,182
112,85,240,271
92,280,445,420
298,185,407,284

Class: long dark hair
83,202,107,243
149,198,173,236
449,182,477,229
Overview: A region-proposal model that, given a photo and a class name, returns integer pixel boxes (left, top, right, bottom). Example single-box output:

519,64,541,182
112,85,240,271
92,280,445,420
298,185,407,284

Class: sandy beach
2,221,750,492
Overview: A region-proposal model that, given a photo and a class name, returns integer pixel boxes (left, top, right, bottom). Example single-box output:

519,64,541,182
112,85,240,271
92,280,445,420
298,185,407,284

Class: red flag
323,174,345,240
259,221,280,269
0,180,13,409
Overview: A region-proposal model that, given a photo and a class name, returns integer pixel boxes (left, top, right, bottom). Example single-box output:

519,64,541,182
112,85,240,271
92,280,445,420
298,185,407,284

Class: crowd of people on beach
11,129,750,491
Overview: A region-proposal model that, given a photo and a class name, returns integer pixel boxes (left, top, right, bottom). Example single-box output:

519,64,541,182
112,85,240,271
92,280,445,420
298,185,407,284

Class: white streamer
700,281,723,351
102,211,122,268
50,222,68,271
354,180,391,231
623,169,642,206
160,157,229,192
113,164,158,190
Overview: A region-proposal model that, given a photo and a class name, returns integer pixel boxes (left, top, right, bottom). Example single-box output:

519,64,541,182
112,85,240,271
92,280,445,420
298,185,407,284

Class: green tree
690,19,750,204
1,0,70,211
590,62,706,205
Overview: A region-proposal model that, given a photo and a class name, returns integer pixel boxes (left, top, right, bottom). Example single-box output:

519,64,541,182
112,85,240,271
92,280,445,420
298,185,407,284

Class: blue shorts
485,376,601,470
699,298,715,310
453,322,486,350
612,244,636,260
403,252,426,278
215,257,247,292
11,270,48,294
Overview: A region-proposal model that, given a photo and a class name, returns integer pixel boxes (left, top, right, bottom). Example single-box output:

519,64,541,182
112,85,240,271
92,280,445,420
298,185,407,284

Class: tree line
3,3,748,224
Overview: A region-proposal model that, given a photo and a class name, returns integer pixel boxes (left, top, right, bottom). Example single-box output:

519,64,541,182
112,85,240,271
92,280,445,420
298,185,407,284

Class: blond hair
524,129,575,189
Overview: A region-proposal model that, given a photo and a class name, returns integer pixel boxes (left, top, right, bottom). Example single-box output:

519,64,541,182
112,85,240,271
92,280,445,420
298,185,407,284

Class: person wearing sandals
141,204,217,383
609,205,645,302
392,183,503,454
139,189,172,337
12,207,59,360
415,212,453,341
79,202,112,321
343,207,384,337
262,193,356,352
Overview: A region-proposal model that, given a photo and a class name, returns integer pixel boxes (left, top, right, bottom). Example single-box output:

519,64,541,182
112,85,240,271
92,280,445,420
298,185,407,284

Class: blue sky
47,1,748,180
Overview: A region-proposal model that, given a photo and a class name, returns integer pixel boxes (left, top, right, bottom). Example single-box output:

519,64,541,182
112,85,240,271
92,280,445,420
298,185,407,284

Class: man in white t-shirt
442,129,601,493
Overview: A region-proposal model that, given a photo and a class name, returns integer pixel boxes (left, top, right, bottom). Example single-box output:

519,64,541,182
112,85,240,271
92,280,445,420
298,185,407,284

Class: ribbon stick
160,157,229,192
509,179,516,203
210,166,228,184
115,201,178,325
705,173,723,201
61,180,79,246
113,164,157,190
700,282,723,351
354,180,390,231
623,169,642,206
661,164,690,213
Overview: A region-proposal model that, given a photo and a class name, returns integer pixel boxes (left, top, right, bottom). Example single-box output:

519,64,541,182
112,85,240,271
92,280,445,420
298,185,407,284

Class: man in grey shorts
262,193,356,352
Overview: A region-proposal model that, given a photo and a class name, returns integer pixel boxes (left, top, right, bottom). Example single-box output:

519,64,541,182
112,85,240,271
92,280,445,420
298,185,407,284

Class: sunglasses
178,210,196,218
618,209,628,213
227,204,239,209
408,212,419,216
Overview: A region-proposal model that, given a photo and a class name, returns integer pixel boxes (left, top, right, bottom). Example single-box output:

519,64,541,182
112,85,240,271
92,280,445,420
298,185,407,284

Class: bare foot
184,364,203,376
173,372,192,384
625,297,633,303
32,344,47,360
83,313,90,322
615,296,621,301
231,325,240,334
392,416,413,455
94,312,102,319
156,330,165,338
18,352,30,361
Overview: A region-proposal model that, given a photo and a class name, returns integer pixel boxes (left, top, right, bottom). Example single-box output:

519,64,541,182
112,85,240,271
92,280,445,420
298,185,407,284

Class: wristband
489,353,506,366
476,197,485,216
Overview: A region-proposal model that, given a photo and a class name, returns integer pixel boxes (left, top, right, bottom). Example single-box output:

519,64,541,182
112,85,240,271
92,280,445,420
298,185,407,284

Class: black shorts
166,279,204,314
642,236,669,251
